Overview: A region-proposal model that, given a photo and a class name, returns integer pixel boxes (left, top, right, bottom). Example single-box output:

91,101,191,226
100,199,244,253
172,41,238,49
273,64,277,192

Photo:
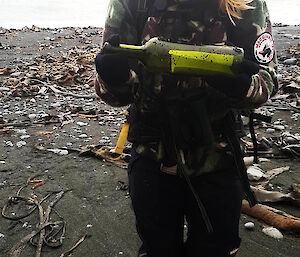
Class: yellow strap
169,50,235,77
114,122,130,155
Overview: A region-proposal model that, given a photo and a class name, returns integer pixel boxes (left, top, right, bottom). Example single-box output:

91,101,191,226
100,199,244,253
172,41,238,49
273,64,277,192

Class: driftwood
10,221,64,257
48,85,98,99
251,186,300,206
242,200,300,233
9,191,67,257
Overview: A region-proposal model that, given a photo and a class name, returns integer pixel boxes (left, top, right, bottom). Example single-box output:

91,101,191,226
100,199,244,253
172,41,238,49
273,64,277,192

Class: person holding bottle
95,0,278,256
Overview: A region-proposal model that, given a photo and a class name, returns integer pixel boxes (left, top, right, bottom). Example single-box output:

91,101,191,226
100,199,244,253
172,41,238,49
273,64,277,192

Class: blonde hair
219,0,255,25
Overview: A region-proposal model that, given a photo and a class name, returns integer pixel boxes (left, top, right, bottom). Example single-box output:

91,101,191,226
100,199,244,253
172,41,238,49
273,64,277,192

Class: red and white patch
254,32,274,64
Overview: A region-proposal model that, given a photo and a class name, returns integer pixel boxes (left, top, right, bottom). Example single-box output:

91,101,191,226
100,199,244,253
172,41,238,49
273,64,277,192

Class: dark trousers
128,147,243,257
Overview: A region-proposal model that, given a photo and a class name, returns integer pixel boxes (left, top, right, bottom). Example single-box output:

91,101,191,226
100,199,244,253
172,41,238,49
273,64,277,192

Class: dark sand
0,25,299,257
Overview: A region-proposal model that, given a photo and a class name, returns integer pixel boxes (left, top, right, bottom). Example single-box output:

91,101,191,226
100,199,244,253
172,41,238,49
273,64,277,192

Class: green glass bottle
102,37,244,77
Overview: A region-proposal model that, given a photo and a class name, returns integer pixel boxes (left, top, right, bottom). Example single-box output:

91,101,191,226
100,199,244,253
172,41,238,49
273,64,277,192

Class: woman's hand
95,34,130,86
206,59,260,99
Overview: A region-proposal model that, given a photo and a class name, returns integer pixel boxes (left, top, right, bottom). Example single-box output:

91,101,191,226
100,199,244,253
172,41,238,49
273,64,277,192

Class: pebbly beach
0,22,299,257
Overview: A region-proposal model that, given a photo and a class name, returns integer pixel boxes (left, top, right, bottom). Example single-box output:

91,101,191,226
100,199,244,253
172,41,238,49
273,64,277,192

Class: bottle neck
102,42,144,58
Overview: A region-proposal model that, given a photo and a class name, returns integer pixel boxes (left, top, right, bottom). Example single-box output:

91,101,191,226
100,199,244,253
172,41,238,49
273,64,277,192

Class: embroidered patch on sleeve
254,32,274,64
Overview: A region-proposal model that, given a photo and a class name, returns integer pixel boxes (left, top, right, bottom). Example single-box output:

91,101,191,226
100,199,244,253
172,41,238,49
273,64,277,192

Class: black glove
95,34,130,85
206,59,260,98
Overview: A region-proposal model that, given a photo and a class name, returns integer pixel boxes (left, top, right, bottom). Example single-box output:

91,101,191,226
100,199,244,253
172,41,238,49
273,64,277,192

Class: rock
38,87,47,95
273,125,285,131
262,227,283,239
244,222,255,230
47,149,69,156
0,87,10,92
283,58,297,65
10,72,22,77
16,141,27,147
266,128,275,133
0,233,4,238
247,165,265,181
15,129,27,134
77,121,88,127
276,74,283,81
20,135,30,140
28,114,37,120
51,102,62,108
5,141,14,147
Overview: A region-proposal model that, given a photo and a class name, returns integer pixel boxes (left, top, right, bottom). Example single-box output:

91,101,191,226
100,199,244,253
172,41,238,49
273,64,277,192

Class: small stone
0,233,4,238
262,227,283,239
16,141,27,147
266,128,275,133
276,74,283,81
0,161,5,164
283,58,297,65
86,224,93,228
10,72,22,77
244,222,255,230
295,76,300,83
20,135,30,140
38,86,47,95
51,102,62,108
28,114,37,120
247,165,265,181
77,121,88,127
47,149,69,155
273,125,285,131
79,134,88,138
5,141,14,147
15,129,27,134
0,87,10,92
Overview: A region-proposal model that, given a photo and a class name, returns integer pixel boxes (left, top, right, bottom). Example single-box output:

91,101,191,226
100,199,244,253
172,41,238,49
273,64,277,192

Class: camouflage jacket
98,0,277,109
96,0,278,172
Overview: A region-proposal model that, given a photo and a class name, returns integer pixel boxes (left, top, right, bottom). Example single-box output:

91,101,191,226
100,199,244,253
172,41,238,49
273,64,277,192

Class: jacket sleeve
102,0,139,45
95,0,139,107
226,0,278,109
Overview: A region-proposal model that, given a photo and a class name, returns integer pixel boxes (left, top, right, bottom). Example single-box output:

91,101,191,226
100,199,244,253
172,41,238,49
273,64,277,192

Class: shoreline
0,21,300,31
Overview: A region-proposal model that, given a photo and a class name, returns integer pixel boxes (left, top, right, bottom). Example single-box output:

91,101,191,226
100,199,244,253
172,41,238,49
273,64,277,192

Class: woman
95,0,278,256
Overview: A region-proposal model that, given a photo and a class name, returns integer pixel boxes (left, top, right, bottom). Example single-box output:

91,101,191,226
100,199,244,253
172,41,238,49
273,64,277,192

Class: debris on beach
0,25,299,256
78,145,129,169
242,200,300,233
59,234,89,257
2,184,69,256
251,186,299,206
262,227,284,239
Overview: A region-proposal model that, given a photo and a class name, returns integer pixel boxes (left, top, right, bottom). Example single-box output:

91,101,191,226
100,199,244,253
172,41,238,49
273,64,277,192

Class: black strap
164,97,214,233
223,112,257,207
249,112,272,164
